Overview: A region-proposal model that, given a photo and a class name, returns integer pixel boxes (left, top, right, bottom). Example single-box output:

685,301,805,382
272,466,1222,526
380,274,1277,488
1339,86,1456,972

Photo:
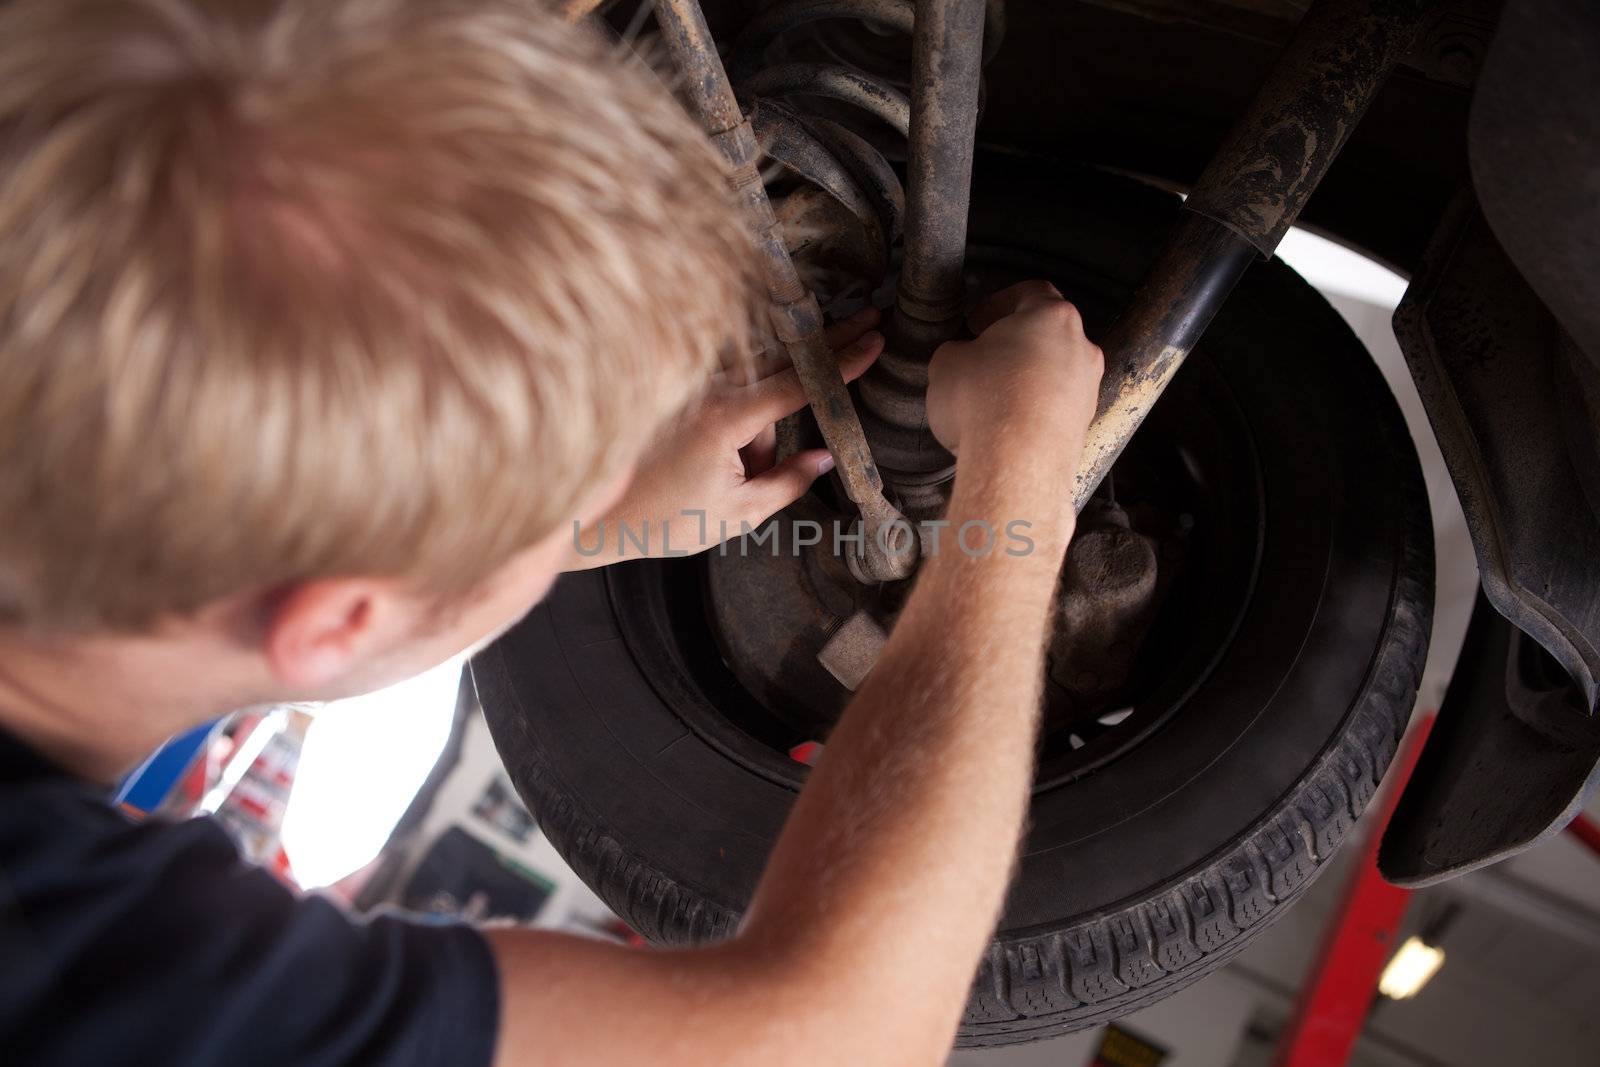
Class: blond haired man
0,1,1104,1064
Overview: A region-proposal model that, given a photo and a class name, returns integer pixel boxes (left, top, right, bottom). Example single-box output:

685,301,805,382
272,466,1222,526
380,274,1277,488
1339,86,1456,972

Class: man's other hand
568,307,884,567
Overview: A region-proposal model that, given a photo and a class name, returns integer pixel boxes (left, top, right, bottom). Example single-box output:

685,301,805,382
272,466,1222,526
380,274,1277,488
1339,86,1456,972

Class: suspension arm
653,0,916,581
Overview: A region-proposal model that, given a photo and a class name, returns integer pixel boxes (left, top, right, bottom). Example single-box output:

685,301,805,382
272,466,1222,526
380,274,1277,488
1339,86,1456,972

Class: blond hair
0,0,758,631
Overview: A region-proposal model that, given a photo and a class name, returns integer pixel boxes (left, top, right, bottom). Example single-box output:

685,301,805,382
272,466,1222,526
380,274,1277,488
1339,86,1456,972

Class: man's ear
262,578,400,690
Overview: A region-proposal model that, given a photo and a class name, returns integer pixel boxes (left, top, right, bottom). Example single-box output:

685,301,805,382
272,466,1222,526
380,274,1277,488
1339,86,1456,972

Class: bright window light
1275,227,1409,308
1378,935,1446,999
281,656,463,889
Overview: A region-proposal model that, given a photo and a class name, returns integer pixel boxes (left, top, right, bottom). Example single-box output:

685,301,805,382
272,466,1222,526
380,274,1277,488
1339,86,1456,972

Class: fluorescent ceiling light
281,656,463,889
1378,935,1445,999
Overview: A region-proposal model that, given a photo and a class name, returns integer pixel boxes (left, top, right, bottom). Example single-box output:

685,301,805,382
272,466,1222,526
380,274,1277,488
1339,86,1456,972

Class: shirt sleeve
0,772,502,1067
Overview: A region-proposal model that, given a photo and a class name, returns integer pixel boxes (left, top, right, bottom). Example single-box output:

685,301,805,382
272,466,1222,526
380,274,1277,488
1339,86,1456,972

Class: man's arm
486,282,1102,1067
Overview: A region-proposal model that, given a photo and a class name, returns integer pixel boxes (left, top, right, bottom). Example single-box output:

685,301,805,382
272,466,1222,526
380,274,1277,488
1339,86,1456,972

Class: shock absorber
867,0,993,517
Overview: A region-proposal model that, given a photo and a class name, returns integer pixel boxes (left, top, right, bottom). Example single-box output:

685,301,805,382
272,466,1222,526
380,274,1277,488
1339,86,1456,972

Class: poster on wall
400,826,554,924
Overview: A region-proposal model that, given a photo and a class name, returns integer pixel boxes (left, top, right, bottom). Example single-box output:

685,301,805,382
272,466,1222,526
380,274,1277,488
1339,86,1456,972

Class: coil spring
725,0,1005,301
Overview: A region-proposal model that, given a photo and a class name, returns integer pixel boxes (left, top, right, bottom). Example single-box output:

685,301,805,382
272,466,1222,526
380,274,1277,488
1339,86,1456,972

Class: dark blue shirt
0,726,500,1066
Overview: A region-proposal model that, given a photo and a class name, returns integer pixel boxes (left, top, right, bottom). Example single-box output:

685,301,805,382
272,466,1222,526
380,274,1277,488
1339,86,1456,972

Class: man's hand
567,307,884,568
927,279,1104,463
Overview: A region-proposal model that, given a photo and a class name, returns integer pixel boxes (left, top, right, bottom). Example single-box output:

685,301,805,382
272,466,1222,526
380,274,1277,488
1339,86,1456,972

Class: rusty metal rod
654,0,915,581
1073,0,1435,511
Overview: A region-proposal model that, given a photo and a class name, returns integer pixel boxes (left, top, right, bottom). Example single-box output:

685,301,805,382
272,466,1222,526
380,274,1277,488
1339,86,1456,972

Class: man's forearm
739,434,1077,1063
